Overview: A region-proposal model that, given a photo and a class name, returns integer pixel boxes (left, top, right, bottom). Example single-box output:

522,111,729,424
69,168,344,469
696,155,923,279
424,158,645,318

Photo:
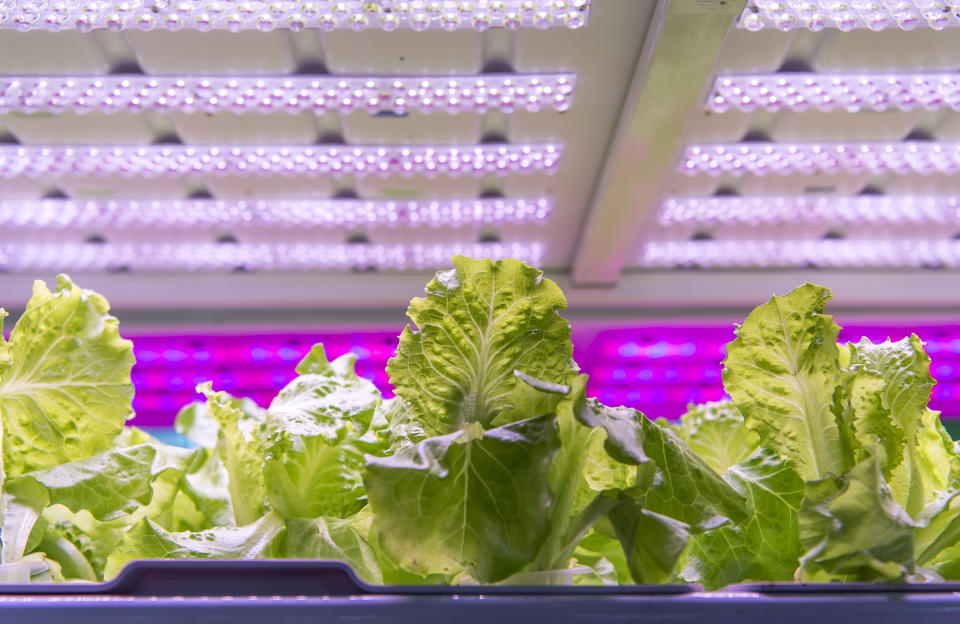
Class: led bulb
738,0,960,30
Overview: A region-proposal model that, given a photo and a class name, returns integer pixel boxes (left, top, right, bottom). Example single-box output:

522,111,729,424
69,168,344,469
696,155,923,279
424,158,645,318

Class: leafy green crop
1,264,958,588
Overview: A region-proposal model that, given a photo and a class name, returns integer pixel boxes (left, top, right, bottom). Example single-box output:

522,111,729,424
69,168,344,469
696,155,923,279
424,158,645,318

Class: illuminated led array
0,0,590,32
739,0,960,32
0,74,576,115
709,73,960,114
659,196,960,227
0,144,561,178
0,197,552,229
681,142,960,176
0,241,544,271
641,239,960,268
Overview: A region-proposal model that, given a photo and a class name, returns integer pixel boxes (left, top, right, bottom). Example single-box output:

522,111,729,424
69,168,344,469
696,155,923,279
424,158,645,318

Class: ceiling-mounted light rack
739,0,957,32
641,239,960,269
0,73,576,115
0,197,552,229
0,0,590,33
658,196,960,227
680,142,960,176
0,241,544,272
0,143,562,177
708,73,960,114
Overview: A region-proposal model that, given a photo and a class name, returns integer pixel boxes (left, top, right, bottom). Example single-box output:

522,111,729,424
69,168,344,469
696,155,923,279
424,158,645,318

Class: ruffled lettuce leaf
283,511,382,583
263,345,384,519
386,256,576,435
364,414,560,583
0,276,135,477
723,283,850,482
680,401,760,474
103,511,286,580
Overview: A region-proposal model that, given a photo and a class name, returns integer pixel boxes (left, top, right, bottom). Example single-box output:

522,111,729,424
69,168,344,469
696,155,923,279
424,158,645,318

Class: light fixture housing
0,143,562,178
680,142,960,176
0,0,591,33
0,74,576,115
0,241,545,271
739,0,958,32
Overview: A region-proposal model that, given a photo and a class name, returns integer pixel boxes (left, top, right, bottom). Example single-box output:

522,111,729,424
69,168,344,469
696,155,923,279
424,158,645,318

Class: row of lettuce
0,257,958,588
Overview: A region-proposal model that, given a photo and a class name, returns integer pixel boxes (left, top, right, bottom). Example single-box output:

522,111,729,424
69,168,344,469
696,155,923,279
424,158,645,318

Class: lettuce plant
0,260,958,588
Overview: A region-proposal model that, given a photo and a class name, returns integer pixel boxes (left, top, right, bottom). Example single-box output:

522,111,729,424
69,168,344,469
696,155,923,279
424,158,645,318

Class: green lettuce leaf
679,401,760,474
680,449,804,589
197,383,268,526
263,345,383,519
0,276,135,476
103,511,286,580
284,513,382,583
386,256,576,435
364,413,560,583
723,283,850,481
799,454,916,581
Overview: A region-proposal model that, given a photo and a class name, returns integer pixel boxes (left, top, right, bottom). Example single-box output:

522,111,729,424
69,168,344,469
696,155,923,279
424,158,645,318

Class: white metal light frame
0,73,576,115
0,241,545,271
658,196,960,227
0,143,562,177
0,197,553,229
708,73,960,114
0,0,590,33
680,142,960,176
738,0,959,32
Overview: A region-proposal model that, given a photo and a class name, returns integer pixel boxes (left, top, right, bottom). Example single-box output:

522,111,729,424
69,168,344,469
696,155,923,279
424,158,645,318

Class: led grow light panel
680,142,960,176
0,197,552,229
0,143,561,177
640,239,960,269
125,323,960,427
0,73,576,115
0,0,591,33
0,241,544,271
658,196,960,227
738,0,958,32
708,73,960,114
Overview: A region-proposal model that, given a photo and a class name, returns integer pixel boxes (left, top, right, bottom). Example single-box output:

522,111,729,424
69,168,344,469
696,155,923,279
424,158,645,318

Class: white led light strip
0,241,544,271
709,73,960,114
681,142,960,176
641,239,960,269
659,196,960,227
0,144,561,178
0,197,552,228
0,0,589,32
0,74,576,115
739,0,958,32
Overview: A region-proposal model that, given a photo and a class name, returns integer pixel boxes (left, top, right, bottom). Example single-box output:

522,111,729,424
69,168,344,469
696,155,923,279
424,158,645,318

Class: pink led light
739,0,955,32
0,144,562,178
0,0,590,32
641,239,960,268
0,74,576,115
659,196,960,227
0,197,553,230
0,241,545,272
681,142,960,177
709,73,960,114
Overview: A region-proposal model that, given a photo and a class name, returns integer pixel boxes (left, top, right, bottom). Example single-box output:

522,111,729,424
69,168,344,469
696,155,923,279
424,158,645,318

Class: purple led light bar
681,142,960,177
659,196,960,227
0,143,562,178
640,239,960,269
709,73,960,114
0,241,545,272
0,74,576,115
0,0,591,33
739,0,957,32
0,197,552,230
125,323,960,428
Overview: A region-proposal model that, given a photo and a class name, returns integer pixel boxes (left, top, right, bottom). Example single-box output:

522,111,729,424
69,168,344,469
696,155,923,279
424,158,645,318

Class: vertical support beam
570,0,746,285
